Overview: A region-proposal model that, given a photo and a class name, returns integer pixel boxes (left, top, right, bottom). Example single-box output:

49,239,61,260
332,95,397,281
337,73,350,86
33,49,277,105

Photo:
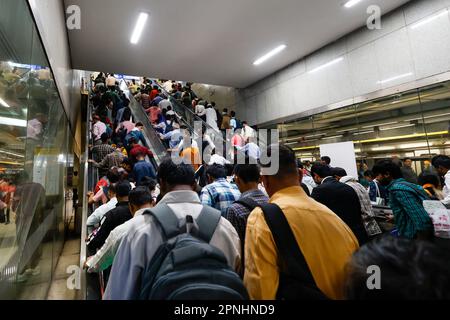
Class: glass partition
271,80,450,182
0,0,75,299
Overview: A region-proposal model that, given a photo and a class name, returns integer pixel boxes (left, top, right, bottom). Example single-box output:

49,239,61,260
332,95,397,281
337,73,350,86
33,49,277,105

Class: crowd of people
82,73,450,300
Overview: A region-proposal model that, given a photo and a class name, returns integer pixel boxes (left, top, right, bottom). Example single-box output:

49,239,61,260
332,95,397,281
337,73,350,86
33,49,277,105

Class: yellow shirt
244,186,359,300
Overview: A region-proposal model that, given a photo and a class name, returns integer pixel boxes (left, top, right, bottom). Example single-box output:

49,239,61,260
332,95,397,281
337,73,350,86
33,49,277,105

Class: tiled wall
237,0,450,126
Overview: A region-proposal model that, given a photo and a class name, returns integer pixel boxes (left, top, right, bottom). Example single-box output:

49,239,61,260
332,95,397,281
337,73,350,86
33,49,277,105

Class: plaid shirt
226,189,269,273
92,144,115,162
387,178,433,239
200,178,241,216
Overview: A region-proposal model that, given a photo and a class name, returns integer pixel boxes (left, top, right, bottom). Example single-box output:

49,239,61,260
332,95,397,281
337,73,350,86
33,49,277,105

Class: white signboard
320,141,358,178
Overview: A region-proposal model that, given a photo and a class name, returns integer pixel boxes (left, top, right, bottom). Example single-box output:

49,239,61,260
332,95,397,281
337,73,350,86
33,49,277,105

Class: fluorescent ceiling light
0,98,10,108
362,121,397,128
253,45,287,66
399,142,428,149
0,149,24,158
309,57,344,74
378,73,413,85
336,127,359,133
322,135,344,140
380,124,415,131
410,10,448,30
344,0,364,8
130,12,149,44
353,130,375,136
0,116,27,127
372,146,396,152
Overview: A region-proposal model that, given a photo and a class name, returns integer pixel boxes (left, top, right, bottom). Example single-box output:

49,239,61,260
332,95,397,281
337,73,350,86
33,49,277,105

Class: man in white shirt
92,115,107,145
86,185,118,231
158,98,172,111
84,186,153,273
433,156,450,206
104,159,241,300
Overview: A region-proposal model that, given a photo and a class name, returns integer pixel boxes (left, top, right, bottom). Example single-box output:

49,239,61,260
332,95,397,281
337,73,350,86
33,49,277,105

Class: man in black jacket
310,164,368,245
87,181,132,252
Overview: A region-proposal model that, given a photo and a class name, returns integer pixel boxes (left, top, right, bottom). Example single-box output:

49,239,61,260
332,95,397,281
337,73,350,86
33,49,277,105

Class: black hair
364,170,375,178
107,168,120,183
135,122,144,127
234,163,261,184
259,144,298,177
223,108,228,113
418,173,440,188
116,180,131,197
140,176,157,191
101,133,109,143
206,164,227,180
108,183,117,195
129,186,153,207
404,157,413,162
332,167,347,177
311,163,333,178
231,111,236,117
157,158,196,187
321,156,331,165
433,156,450,170
372,160,403,180
296,160,304,169
345,235,450,299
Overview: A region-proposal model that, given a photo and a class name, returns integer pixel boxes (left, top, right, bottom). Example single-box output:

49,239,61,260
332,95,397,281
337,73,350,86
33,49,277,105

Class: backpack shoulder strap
235,197,259,212
193,205,222,243
144,204,181,240
259,203,318,288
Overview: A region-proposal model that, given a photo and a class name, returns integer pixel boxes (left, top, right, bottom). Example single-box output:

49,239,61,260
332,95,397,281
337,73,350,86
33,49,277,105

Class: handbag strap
259,203,319,288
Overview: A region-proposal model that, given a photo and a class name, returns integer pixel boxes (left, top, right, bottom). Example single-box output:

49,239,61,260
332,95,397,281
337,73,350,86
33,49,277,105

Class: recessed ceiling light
344,0,364,8
0,116,27,127
130,12,149,45
253,45,287,66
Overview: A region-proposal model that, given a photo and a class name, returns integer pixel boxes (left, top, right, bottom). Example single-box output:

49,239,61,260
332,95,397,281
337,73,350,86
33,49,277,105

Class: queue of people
83,74,450,301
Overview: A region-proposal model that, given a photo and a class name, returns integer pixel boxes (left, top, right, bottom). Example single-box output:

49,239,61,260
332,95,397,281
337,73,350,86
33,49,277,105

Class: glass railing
120,81,168,165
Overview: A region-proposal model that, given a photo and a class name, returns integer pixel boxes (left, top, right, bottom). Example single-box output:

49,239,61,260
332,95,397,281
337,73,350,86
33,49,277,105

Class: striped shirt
92,144,115,162
387,178,433,239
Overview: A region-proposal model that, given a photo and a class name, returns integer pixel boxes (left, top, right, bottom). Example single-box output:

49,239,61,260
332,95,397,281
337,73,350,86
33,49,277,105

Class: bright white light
344,0,364,8
0,98,10,108
253,45,287,66
380,124,415,131
353,130,375,136
322,135,344,140
308,57,344,74
130,13,149,44
377,73,413,85
0,116,27,127
372,146,396,152
399,142,428,149
410,10,448,30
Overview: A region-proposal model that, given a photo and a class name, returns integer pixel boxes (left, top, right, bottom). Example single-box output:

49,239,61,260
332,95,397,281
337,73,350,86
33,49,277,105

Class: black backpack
258,203,330,300
139,204,249,300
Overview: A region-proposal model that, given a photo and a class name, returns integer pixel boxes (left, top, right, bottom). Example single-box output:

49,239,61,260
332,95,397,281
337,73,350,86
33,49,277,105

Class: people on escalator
146,103,161,125
150,85,159,101
138,89,150,109
106,73,117,91
195,102,207,122
92,115,107,145
205,104,219,132
128,138,154,166
124,122,148,149
181,87,192,108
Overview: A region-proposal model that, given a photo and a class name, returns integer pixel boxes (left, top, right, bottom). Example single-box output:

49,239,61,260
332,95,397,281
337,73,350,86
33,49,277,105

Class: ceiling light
130,12,149,44
377,73,413,85
362,121,397,128
353,130,375,135
410,10,448,30
380,124,415,131
253,45,287,66
0,116,27,127
336,127,359,133
372,146,396,152
0,98,10,108
309,57,344,74
322,135,344,140
344,0,364,8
